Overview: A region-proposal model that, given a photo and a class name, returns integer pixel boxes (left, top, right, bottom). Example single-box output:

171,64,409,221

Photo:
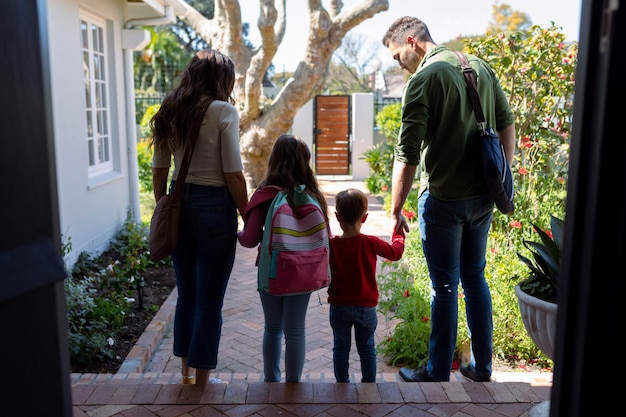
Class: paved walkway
70,179,553,416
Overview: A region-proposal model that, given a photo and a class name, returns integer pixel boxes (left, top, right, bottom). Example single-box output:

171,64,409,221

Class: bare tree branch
166,0,389,185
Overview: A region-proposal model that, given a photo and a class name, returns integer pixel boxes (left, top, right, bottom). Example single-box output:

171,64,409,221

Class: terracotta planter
514,284,558,360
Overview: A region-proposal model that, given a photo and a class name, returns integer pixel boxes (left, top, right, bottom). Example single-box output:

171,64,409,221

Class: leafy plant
516,215,563,303
361,141,394,193
376,234,468,368
65,214,172,370
375,102,401,141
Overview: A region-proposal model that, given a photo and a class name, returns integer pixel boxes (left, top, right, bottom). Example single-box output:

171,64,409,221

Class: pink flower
381,185,388,191
518,167,528,175
510,220,522,229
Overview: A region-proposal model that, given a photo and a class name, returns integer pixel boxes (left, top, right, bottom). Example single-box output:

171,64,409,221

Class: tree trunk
172,0,389,186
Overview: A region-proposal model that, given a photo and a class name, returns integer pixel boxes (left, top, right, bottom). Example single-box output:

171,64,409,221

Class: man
382,16,516,382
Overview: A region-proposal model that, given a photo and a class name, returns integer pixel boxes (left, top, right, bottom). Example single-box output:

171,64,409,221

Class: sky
240,0,582,72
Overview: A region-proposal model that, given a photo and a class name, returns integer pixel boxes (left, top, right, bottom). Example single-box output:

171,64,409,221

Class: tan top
152,100,242,186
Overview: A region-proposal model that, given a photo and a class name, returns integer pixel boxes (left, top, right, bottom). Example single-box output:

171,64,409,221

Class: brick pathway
70,179,553,416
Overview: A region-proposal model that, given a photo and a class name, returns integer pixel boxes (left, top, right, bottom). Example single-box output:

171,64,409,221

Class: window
80,12,112,177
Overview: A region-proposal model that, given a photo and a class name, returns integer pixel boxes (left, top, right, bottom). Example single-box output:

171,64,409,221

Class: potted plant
514,215,563,360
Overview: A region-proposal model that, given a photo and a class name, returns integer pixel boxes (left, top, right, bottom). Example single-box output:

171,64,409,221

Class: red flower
402,289,410,298
381,185,388,191
545,229,553,239
402,209,416,219
420,316,430,323
520,136,532,149
510,220,522,229
518,167,528,175
489,247,499,254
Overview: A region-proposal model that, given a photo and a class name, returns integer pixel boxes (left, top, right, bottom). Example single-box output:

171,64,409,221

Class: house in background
46,0,185,267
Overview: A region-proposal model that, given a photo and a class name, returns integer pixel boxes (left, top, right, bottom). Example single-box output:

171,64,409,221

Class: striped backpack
259,185,330,295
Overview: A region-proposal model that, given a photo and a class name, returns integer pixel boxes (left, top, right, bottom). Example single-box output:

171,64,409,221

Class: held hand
393,213,410,235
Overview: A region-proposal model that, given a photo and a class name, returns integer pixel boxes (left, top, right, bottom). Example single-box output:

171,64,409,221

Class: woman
238,134,329,382
150,49,248,385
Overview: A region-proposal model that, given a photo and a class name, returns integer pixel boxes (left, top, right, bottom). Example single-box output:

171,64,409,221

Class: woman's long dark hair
260,134,329,219
149,48,235,153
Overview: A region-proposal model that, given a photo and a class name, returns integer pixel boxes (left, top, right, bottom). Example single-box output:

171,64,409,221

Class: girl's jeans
171,183,237,370
259,290,311,382
330,304,378,383
418,190,494,381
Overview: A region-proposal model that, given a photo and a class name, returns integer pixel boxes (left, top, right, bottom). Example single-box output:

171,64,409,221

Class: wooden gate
314,95,351,175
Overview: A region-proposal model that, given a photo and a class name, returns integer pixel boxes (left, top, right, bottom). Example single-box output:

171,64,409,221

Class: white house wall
351,93,374,180
47,0,132,268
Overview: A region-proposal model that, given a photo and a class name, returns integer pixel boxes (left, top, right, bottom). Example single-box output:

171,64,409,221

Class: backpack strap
242,185,282,224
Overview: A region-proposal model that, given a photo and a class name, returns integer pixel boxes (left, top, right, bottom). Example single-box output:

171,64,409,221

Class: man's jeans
418,190,494,381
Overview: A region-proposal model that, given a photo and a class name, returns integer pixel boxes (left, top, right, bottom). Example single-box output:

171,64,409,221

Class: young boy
328,188,405,382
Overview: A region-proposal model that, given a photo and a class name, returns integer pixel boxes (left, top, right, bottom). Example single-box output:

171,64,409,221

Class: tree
321,32,381,94
487,1,532,35
170,0,213,52
135,27,188,92
170,0,389,186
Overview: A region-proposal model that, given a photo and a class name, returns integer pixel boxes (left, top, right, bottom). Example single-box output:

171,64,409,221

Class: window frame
80,11,113,178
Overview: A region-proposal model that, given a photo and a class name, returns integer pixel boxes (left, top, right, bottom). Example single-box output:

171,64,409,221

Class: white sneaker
209,377,227,384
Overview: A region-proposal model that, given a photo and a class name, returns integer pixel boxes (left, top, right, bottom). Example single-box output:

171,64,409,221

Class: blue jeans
330,304,378,383
259,290,311,382
418,190,494,381
171,183,237,370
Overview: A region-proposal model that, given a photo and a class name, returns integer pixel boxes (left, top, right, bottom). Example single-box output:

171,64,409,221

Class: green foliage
366,24,575,369
377,233,468,368
139,104,160,139
375,102,401,141
64,214,171,369
134,89,164,124
516,215,563,303
137,139,155,197
360,141,394,193
134,27,190,93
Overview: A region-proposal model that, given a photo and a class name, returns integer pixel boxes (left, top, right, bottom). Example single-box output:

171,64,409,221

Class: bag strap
171,101,212,201
454,51,487,128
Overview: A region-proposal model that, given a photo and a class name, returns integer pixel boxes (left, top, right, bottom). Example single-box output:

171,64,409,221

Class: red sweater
328,230,405,307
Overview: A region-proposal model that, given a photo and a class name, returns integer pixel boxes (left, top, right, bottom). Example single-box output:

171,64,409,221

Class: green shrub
137,139,154,194
139,104,160,140
64,213,171,370
375,102,401,141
